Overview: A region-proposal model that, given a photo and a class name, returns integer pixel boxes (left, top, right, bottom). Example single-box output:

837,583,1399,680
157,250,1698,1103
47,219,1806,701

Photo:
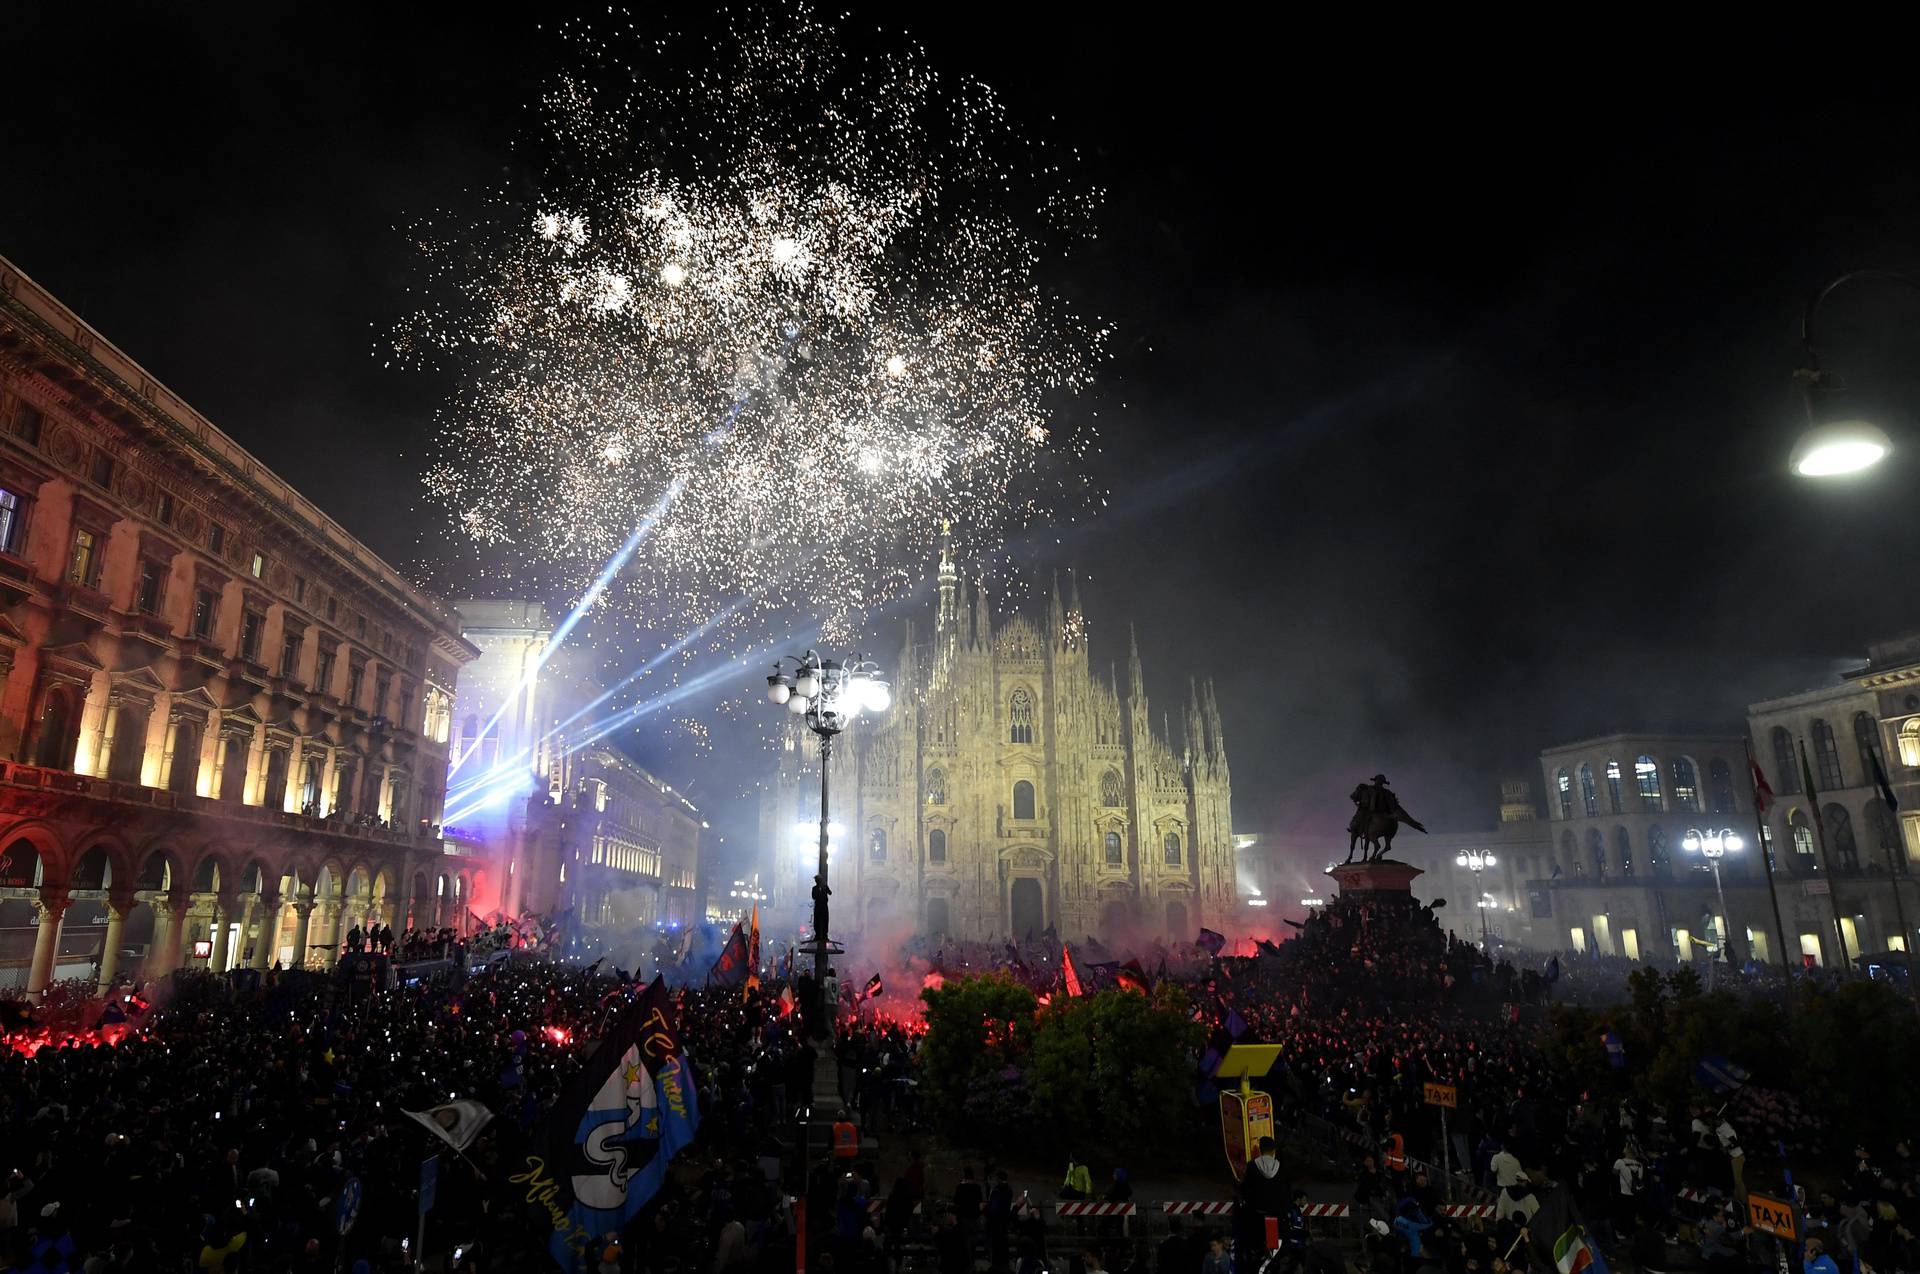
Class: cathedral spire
973,577,991,647
1185,677,1207,773
1048,571,1065,650
1204,677,1227,765
1126,624,1146,699
935,519,958,638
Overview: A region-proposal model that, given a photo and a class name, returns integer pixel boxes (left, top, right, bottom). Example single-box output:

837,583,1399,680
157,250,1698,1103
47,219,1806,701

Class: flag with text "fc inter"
532,976,700,1272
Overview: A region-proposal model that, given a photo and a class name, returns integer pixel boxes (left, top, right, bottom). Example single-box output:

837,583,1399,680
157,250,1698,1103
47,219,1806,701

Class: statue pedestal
1327,860,1424,896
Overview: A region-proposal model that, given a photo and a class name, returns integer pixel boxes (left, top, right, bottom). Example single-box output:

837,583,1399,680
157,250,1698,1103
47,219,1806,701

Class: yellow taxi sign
1748,1192,1796,1240
1423,1082,1457,1108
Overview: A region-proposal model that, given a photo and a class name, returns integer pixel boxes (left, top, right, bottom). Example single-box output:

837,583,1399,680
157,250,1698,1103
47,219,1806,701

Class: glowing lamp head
1722,831,1744,853
1683,830,1704,854
861,679,892,713
1792,420,1891,477
786,692,811,715
1455,853,1468,867
793,669,822,699
767,675,791,705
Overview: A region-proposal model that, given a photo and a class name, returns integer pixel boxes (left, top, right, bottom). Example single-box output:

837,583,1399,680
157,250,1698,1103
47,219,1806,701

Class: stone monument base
1326,859,1424,896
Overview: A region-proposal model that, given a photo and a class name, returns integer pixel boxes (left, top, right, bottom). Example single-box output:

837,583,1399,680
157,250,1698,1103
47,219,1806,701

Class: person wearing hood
1244,1138,1285,1218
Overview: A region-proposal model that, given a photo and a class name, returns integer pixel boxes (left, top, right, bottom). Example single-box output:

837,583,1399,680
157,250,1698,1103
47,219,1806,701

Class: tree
1026,985,1201,1155
918,974,1038,1143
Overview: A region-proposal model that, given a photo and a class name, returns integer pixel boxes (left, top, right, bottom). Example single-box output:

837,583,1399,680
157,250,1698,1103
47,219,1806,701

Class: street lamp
1792,269,1909,477
1455,850,1496,947
764,650,889,1038
1683,826,1743,988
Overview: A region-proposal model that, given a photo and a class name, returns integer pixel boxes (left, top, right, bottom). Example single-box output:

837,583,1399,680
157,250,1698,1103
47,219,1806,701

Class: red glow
921,970,945,991
544,1026,571,1045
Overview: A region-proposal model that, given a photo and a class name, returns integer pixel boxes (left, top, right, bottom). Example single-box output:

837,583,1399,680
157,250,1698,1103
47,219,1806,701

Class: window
374,669,392,715
1009,688,1034,744
32,685,82,770
1648,825,1670,874
1559,829,1578,876
89,450,115,489
1790,810,1817,875
381,631,392,655
191,588,216,640
346,662,365,708
1605,759,1624,812
239,610,263,662
208,522,226,555
398,682,415,727
314,646,336,695
136,559,165,614
13,403,42,445
1105,830,1123,865
326,596,337,622
1813,719,1844,791
1101,770,1124,807
1615,826,1633,876
1588,827,1608,878
66,527,100,588
1827,803,1860,871
1555,768,1571,819
870,829,887,862
294,575,307,605
926,767,947,805
1163,831,1182,866
107,704,147,784
264,748,290,808
1670,757,1700,812
168,720,202,794
1578,764,1598,817
355,614,366,638
249,551,265,579
157,491,175,526
280,631,301,678
1903,720,1920,769
1012,779,1036,820
1867,799,1902,860
1855,712,1885,780
1634,755,1663,810
929,829,946,863
0,487,21,554
219,734,249,803
1773,727,1799,793
1709,758,1736,815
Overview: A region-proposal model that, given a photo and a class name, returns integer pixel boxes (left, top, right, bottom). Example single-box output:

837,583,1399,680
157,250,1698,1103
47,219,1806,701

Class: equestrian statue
1344,773,1428,863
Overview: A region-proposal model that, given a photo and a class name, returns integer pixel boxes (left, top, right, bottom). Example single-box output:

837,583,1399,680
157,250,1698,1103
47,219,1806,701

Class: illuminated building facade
759,532,1236,943
446,600,703,927
0,253,478,991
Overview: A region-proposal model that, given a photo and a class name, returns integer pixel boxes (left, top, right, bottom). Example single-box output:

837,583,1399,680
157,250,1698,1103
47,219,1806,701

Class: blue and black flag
533,977,701,1271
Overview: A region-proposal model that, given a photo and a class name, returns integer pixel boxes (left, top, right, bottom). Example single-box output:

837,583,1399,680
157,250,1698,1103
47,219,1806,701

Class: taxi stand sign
1423,1083,1458,1201
1748,1192,1796,1240
1217,1044,1283,1180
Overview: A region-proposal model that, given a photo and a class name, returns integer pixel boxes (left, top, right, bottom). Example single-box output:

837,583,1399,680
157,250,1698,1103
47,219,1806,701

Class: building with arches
0,253,479,992
757,533,1236,943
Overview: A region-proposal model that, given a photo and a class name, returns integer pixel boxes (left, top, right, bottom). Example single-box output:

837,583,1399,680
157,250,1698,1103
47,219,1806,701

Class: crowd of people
1,885,1912,1273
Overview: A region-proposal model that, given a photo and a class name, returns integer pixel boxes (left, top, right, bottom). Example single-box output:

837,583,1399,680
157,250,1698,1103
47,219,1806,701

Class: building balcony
0,759,445,853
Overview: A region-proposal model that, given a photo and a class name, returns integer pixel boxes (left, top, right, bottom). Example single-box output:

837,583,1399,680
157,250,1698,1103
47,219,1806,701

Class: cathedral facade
761,538,1235,944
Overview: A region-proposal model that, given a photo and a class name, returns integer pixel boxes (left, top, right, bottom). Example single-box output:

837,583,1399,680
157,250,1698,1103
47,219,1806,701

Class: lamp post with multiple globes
1682,826,1742,989
1455,850,1496,947
765,651,889,1038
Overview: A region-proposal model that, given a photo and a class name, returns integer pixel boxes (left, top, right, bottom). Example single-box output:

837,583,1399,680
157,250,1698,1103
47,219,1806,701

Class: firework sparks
401,6,1109,652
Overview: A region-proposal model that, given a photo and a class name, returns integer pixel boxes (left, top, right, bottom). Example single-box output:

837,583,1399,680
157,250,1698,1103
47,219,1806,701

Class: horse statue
1344,774,1428,863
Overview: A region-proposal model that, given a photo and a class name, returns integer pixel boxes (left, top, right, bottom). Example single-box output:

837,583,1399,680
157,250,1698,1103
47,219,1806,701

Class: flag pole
1871,752,1920,1009
1800,739,1854,976
1746,740,1796,1007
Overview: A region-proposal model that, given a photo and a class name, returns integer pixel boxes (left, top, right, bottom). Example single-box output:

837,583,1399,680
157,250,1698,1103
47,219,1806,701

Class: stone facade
0,252,479,991
760,535,1236,943
447,600,703,928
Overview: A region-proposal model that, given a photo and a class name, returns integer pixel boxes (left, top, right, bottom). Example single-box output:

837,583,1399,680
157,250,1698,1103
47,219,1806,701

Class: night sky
7,6,1920,862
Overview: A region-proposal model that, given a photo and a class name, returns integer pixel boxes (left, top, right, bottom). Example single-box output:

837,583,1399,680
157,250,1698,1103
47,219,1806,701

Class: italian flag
1554,1227,1594,1274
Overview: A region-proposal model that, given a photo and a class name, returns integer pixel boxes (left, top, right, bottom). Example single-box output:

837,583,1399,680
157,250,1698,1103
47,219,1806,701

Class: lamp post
1455,850,1496,947
765,651,889,1039
1791,269,1910,477
1683,827,1743,989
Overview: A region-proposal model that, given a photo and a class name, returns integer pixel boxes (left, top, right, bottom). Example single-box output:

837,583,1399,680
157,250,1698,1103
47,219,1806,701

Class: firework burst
401,6,1109,651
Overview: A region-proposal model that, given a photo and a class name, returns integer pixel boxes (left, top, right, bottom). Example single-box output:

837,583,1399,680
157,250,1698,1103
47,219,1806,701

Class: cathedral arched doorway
925,896,950,936
1166,900,1189,942
1009,878,1045,941
1100,900,1130,937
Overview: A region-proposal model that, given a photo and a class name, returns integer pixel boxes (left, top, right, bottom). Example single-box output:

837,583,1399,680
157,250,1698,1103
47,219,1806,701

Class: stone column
250,892,282,970
97,890,135,990
153,891,191,976
289,899,314,969
27,888,71,996
209,891,237,971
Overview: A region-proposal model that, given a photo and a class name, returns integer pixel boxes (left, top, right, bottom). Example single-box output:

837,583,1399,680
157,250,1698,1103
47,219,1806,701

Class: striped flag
1061,944,1084,998
1553,1227,1604,1274
863,973,883,1000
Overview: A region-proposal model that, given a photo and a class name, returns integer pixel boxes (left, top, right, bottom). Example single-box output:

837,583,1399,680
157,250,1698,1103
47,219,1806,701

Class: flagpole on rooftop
1745,741,1796,1006
1800,738,1855,976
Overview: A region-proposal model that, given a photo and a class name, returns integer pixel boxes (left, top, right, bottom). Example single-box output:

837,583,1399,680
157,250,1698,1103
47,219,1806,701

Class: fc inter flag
535,977,700,1271
863,973,884,1000
1114,959,1149,995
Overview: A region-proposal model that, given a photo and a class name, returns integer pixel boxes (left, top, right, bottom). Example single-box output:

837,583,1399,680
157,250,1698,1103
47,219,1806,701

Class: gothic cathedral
761,535,1235,943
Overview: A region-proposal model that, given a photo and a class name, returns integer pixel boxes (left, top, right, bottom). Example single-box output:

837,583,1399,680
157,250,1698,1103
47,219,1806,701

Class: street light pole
1790,269,1914,477
1455,851,1496,949
1683,827,1743,991
765,651,889,1040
